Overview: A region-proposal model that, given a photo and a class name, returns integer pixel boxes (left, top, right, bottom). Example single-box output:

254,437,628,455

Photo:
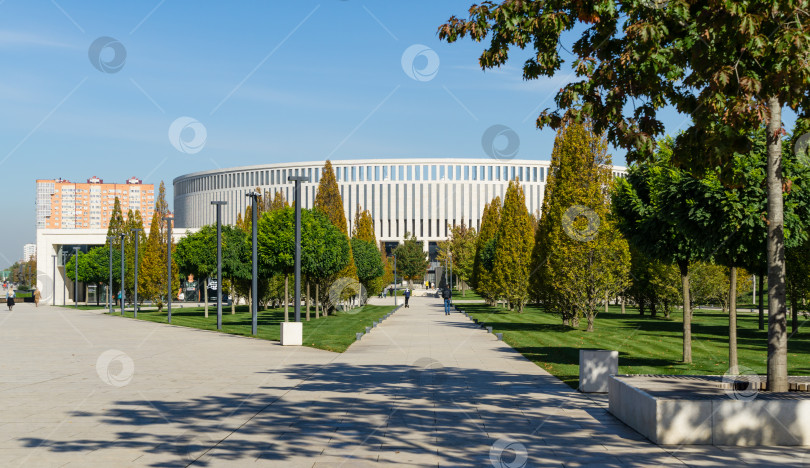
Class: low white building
35,228,193,305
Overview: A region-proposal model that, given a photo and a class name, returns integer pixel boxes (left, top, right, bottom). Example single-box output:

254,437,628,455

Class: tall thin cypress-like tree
493,179,535,313
315,160,357,310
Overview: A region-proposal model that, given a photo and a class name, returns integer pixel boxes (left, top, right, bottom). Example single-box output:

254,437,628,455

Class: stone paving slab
0,298,808,466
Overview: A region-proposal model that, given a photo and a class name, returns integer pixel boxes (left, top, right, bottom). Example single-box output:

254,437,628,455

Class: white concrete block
579,349,618,393
280,322,303,346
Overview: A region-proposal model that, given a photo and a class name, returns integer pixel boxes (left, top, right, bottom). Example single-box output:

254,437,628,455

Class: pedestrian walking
33,289,41,307
441,286,451,315
6,289,15,311
404,288,411,308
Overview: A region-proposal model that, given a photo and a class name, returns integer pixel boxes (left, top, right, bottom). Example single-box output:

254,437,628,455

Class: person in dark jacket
6,289,15,311
404,288,411,308
441,287,451,315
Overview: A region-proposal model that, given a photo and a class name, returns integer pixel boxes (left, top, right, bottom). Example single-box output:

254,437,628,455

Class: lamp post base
280,322,303,346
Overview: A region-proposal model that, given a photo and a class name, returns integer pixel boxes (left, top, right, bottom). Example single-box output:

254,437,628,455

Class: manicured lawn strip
456,303,810,389
107,304,396,353
452,290,483,300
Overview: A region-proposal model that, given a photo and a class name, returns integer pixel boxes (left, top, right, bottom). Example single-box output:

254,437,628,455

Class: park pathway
0,297,805,466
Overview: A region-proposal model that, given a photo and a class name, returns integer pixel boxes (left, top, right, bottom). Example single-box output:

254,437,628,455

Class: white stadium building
173,158,626,257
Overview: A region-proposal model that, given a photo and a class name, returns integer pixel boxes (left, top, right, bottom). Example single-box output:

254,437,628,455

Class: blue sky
0,1,796,266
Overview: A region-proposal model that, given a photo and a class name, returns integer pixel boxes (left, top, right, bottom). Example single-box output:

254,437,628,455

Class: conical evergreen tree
315,161,357,308
154,181,170,239
494,179,535,313
472,197,501,305
140,212,166,309
314,161,347,233
532,118,630,330
352,205,376,245
106,197,126,244
123,209,146,302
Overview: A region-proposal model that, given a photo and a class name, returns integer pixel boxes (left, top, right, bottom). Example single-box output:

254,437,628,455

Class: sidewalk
0,299,805,466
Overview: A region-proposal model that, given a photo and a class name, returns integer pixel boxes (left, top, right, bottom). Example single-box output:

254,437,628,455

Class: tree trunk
604,291,609,314
651,300,657,318
639,299,645,316
284,275,289,323
204,277,209,318
563,317,569,326
306,281,310,322
679,260,692,364
758,274,765,330
621,295,625,314
586,313,595,332
766,95,788,392
729,266,738,372
315,283,320,319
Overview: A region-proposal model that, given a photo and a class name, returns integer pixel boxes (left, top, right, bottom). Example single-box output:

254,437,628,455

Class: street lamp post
393,254,397,306
131,228,142,317
107,236,115,314
72,247,80,309
51,254,56,307
119,233,126,315
288,175,309,323
211,201,227,330
246,192,260,335
164,216,173,324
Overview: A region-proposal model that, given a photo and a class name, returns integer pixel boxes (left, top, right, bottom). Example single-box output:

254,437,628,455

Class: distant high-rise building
22,243,36,262
36,176,155,230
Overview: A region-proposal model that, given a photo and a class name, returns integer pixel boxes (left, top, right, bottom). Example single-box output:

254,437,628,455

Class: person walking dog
442,286,451,315
404,288,411,308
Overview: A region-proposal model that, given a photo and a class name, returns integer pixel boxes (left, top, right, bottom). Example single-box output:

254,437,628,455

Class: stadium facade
173,158,626,256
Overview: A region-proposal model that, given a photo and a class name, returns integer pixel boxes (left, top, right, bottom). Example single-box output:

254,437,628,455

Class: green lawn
456,303,810,389
104,304,397,353
452,289,483,300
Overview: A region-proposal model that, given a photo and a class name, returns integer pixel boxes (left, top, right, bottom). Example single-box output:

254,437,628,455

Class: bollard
487,326,493,334
365,326,371,334
356,332,363,341
496,333,503,340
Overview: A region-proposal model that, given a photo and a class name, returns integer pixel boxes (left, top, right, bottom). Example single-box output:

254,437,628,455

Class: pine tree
472,197,501,305
493,179,535,313
532,118,630,331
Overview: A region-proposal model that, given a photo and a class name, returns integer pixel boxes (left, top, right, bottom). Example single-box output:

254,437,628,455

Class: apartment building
36,176,155,230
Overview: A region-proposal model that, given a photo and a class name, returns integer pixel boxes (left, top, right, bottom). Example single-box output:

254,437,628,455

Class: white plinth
579,349,618,393
280,322,303,346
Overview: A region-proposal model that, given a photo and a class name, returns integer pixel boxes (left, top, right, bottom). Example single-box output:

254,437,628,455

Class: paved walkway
0,297,806,466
